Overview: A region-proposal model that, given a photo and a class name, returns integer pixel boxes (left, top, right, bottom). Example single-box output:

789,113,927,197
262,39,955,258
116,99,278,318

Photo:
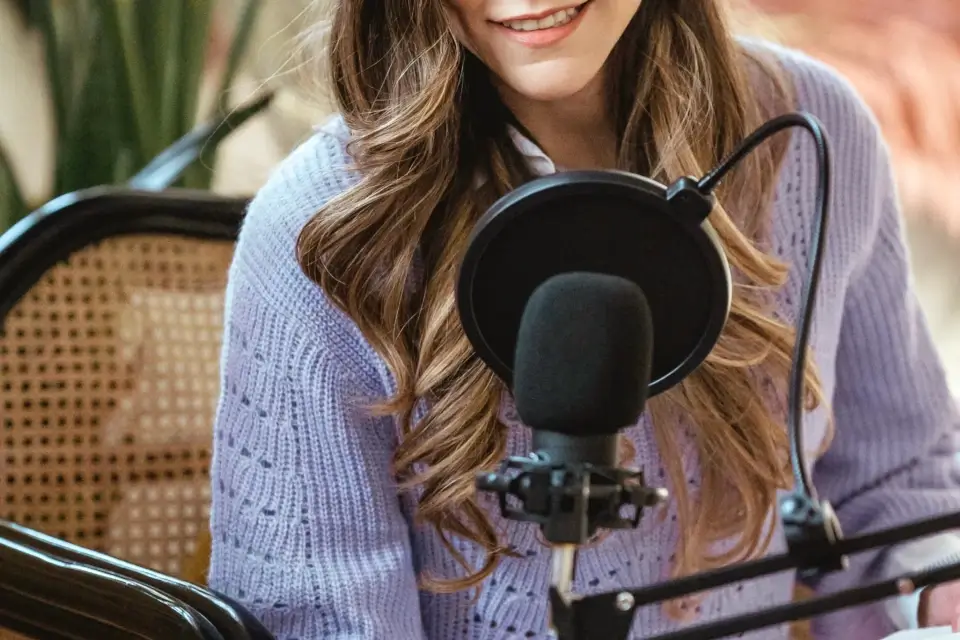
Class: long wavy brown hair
297,0,825,608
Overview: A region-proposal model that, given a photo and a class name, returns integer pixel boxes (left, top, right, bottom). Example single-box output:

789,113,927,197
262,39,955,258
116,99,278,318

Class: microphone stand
476,112,960,639
480,453,960,640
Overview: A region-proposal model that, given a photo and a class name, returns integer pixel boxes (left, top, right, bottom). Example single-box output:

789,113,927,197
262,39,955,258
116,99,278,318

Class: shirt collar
473,125,559,189
508,125,558,175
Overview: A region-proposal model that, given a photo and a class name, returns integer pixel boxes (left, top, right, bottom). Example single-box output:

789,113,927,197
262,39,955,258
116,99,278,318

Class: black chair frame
0,187,247,324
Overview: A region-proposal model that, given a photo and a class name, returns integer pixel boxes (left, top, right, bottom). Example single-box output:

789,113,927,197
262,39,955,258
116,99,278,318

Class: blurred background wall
2,0,958,390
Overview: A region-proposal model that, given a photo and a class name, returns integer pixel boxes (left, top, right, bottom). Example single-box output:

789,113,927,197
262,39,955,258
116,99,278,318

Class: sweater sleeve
793,63,960,637
206,131,426,639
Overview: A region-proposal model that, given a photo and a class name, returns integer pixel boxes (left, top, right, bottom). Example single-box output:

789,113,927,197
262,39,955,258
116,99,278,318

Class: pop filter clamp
460,112,960,639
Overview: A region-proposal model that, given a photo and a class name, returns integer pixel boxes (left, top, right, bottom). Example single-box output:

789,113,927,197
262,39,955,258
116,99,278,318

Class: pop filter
457,170,731,397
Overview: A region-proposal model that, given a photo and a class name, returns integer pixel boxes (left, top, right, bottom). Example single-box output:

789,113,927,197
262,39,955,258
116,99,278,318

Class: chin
500,66,600,103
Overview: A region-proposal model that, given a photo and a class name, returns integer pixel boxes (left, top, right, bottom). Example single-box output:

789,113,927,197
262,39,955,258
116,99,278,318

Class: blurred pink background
751,0,960,236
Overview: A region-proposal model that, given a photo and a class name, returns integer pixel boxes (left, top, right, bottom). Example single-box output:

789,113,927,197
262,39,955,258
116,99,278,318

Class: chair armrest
0,536,221,639
0,520,273,640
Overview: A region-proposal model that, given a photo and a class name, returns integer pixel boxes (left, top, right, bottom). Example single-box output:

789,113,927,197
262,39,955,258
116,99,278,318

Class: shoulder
226,115,379,360
231,114,355,314
741,38,892,252
236,113,357,274
738,38,889,220
741,37,883,150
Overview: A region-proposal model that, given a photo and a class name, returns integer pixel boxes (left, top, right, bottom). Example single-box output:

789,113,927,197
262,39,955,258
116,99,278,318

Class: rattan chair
0,187,250,638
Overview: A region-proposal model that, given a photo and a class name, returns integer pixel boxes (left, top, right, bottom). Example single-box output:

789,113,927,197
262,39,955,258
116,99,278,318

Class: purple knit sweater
207,42,960,639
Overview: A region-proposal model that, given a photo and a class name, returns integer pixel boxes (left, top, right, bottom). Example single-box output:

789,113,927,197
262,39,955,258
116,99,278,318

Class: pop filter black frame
456,169,730,398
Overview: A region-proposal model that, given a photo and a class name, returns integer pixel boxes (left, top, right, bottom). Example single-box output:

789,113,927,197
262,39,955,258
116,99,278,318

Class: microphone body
531,431,618,468
512,270,653,441
512,271,661,545
493,271,666,638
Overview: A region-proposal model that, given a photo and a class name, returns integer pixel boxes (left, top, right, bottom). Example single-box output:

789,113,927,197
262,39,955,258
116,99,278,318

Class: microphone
465,112,960,639
513,270,653,471
481,271,668,636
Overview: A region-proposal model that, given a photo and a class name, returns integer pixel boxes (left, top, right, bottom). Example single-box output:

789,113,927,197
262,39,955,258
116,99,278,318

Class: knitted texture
207,41,960,639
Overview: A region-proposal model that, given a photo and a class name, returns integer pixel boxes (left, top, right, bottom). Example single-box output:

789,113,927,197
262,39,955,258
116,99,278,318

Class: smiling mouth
495,1,591,32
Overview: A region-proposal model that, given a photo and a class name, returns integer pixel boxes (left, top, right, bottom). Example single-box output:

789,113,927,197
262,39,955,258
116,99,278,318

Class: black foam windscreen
513,272,654,436
457,170,731,398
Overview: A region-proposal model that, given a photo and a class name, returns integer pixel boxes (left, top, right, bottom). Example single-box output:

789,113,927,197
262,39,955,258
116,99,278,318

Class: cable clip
780,491,848,581
666,176,715,225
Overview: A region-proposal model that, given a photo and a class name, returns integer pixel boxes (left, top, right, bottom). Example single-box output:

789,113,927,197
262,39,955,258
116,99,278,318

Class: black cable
697,112,832,501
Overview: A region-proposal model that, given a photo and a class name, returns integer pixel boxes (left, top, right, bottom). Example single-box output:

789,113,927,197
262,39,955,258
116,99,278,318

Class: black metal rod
629,549,797,608
834,511,960,557
642,561,960,640
560,510,960,640
623,510,960,608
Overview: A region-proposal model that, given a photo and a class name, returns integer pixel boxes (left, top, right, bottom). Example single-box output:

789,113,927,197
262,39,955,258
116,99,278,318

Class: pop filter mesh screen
470,192,714,383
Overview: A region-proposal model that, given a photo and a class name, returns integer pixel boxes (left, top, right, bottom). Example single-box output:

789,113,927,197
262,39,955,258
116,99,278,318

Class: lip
492,1,588,23
491,1,591,49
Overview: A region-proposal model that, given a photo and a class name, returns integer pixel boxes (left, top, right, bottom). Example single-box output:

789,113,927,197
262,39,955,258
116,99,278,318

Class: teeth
502,6,581,31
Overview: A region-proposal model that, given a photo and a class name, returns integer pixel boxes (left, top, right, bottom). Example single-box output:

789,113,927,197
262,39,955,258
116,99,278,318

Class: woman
207,1,960,638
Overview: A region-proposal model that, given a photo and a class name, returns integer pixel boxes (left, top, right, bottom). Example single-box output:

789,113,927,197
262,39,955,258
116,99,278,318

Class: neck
498,73,617,170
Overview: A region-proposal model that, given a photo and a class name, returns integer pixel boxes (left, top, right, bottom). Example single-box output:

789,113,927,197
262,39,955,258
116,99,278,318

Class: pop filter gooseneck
461,113,960,639
698,114,831,520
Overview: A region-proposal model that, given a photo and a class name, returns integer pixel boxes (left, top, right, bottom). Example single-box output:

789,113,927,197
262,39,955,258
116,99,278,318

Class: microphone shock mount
476,453,668,547
476,438,669,640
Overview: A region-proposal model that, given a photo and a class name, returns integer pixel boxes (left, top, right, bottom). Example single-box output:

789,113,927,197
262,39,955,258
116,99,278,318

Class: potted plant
0,0,270,233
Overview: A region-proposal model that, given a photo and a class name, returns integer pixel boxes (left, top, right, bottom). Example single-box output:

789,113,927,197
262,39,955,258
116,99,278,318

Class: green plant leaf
134,0,163,88
14,0,267,208
215,0,263,115
157,0,188,145
180,0,216,133
0,139,29,233
56,30,128,193
11,0,40,29
94,0,155,160
33,1,69,141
